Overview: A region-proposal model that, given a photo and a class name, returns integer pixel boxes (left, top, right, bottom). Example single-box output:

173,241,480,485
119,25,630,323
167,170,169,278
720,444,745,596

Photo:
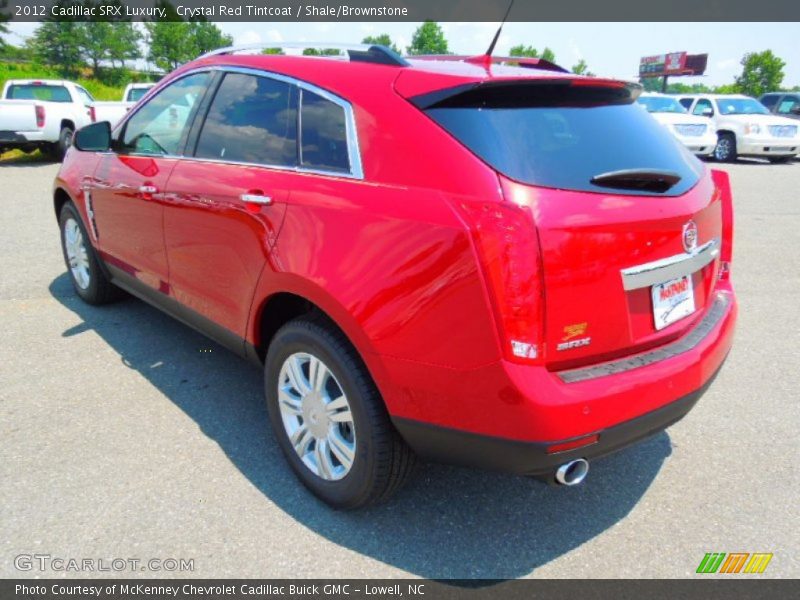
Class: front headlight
744,123,761,134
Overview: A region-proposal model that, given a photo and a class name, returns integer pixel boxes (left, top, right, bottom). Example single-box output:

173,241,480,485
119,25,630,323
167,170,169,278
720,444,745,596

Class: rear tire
59,202,123,305
55,126,74,161
714,132,737,162
265,314,415,509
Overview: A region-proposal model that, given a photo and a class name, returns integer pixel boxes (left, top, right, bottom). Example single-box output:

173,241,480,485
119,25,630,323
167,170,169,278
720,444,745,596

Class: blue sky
6,21,800,87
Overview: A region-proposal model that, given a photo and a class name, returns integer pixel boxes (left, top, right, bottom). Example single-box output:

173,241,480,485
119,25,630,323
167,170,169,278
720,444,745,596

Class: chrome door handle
139,185,158,194
240,193,272,205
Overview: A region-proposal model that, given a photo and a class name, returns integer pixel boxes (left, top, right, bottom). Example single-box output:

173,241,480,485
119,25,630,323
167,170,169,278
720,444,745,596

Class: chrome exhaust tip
555,458,589,486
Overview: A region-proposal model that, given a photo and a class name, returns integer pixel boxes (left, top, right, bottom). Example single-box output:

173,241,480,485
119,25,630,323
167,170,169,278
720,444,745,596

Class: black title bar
4,0,800,22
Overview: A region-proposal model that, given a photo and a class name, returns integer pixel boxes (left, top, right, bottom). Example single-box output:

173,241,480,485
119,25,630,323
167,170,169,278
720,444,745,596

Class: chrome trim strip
620,238,720,291
557,293,730,384
112,66,364,181
240,194,272,205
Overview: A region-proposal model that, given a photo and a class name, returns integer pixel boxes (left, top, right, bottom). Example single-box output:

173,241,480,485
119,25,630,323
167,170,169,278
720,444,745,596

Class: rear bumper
382,288,736,462
393,365,719,479
0,130,45,145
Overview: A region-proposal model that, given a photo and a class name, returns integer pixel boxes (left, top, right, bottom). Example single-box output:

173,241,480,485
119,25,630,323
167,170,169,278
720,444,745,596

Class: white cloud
235,30,262,45
716,58,738,71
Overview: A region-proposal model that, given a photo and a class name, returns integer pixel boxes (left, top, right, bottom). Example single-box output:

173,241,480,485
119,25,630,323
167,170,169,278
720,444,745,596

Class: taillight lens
456,197,545,364
89,106,96,122
711,169,734,280
35,105,45,128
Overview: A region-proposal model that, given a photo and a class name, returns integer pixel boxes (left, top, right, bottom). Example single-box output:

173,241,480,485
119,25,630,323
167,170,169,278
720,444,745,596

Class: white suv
637,93,717,157
678,94,799,163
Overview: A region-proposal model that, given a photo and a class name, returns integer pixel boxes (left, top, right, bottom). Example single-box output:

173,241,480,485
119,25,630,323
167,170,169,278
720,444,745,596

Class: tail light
88,106,96,122
35,105,45,128
711,169,734,280
455,194,545,364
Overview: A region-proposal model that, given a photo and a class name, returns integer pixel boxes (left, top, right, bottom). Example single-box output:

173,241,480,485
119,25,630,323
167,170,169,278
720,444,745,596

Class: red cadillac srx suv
54,44,737,508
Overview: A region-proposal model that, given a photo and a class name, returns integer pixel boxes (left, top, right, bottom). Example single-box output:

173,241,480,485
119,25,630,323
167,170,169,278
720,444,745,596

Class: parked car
636,92,717,157
53,44,737,508
0,79,96,159
759,92,800,121
678,94,799,163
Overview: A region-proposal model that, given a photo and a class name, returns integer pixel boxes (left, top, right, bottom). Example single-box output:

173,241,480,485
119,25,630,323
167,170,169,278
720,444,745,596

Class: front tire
59,202,122,305
265,315,415,509
714,132,737,162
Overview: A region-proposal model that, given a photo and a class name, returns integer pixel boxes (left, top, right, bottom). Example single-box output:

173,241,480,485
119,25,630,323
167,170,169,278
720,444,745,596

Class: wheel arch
248,279,392,404
60,119,76,132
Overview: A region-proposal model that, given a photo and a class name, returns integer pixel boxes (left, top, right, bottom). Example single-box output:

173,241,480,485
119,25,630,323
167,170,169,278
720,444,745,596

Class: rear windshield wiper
590,169,682,193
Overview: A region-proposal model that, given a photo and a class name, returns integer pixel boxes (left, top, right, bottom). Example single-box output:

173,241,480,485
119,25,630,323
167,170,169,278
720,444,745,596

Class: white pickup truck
678,94,800,163
91,83,156,127
0,79,155,160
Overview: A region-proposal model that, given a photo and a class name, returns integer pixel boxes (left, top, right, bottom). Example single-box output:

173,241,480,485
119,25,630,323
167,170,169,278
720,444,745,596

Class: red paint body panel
53,53,738,452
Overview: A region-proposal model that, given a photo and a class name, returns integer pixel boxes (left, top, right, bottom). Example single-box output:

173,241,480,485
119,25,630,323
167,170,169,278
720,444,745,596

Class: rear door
162,71,292,335
90,71,212,290
423,79,722,367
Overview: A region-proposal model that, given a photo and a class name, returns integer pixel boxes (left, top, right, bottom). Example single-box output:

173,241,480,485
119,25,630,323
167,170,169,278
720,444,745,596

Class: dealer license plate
651,275,695,330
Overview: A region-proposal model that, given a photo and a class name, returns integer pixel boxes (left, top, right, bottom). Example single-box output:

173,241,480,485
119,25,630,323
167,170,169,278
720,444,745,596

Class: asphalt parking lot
1,157,798,579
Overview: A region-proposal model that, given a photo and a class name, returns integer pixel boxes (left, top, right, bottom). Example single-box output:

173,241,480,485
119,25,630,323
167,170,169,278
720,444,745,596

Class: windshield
637,96,687,113
717,98,769,115
127,87,149,102
7,84,71,103
425,83,702,196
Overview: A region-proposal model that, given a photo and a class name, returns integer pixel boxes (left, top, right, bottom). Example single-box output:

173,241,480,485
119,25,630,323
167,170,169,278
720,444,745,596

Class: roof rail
412,54,569,74
198,42,409,67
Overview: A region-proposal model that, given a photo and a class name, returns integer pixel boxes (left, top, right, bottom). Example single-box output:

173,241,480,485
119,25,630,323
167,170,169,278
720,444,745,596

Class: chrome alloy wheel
64,218,91,290
277,352,356,481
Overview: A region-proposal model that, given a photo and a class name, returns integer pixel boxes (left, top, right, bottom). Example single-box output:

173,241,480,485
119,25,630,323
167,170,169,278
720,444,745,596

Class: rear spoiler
410,78,643,110
411,54,569,74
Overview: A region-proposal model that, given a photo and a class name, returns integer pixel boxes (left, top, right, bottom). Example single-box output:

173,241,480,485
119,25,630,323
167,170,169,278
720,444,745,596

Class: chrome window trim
620,238,720,291
116,65,365,180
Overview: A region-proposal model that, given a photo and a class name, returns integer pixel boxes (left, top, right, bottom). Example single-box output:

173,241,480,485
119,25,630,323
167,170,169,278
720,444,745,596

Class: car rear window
7,84,71,103
422,81,703,196
127,88,149,102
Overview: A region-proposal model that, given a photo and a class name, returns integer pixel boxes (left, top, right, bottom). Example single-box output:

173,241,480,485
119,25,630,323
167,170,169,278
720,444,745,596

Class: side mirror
74,121,111,152
701,107,713,117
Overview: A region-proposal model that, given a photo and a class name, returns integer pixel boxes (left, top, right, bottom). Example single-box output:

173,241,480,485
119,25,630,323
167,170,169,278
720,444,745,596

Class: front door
89,71,212,291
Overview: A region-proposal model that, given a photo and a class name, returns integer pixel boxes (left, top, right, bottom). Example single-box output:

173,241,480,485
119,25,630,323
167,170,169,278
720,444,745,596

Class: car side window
693,99,714,116
777,96,799,114
760,94,779,110
300,89,350,173
678,98,694,110
194,72,298,167
120,72,210,156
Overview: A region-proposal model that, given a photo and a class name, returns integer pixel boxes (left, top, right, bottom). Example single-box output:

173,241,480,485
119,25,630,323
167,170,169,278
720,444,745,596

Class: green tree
735,50,786,97
31,16,86,76
571,59,594,77
188,21,232,56
714,83,740,94
146,21,194,71
261,48,284,55
1,0,10,49
302,48,341,56
509,44,556,63
407,21,448,55
362,34,400,54
106,22,142,69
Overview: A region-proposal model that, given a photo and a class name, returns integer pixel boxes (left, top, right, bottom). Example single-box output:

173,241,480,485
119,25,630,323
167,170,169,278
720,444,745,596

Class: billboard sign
639,52,688,77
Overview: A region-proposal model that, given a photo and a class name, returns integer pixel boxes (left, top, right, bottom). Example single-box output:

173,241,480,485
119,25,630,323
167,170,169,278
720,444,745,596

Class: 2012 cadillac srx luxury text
53,43,737,508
